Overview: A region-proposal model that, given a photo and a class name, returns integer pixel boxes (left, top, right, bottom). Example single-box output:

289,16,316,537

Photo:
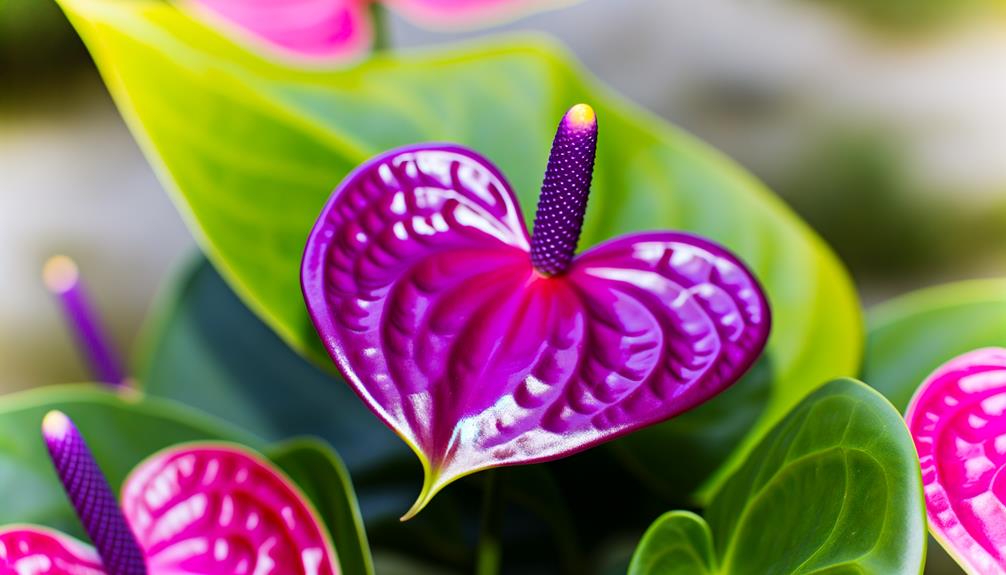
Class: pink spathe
907,348,1006,575
187,0,371,60
185,0,575,59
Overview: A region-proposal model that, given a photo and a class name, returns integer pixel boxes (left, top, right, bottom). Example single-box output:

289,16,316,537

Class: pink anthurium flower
0,411,338,574
185,0,575,60
301,104,772,519
907,348,1006,575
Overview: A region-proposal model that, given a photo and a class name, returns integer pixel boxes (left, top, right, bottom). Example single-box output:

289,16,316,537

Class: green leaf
628,511,715,575
138,256,408,475
267,438,374,575
863,279,1006,412
57,0,862,496
0,384,260,539
629,379,926,575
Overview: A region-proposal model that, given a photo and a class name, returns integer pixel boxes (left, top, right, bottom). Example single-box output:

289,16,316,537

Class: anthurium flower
0,411,338,574
906,348,1006,575
185,0,575,60
301,104,772,519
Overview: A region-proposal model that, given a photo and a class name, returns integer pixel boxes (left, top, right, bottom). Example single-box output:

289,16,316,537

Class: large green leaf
57,0,862,495
863,279,1006,413
0,384,260,539
629,379,927,575
267,438,374,575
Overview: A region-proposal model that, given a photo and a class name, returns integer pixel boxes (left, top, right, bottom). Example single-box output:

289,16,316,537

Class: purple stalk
42,410,147,575
529,103,599,276
44,256,127,387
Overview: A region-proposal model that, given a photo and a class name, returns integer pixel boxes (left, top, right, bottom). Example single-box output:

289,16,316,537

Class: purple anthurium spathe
0,411,338,574
906,348,1006,575
184,0,576,60
301,104,772,519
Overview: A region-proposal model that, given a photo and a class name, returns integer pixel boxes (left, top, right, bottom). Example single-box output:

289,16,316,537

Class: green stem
476,471,504,575
369,2,391,53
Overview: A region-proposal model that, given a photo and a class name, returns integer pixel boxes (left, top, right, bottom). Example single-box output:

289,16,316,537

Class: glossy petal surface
121,445,338,574
185,0,370,60
0,527,105,574
302,144,770,509
906,348,1006,574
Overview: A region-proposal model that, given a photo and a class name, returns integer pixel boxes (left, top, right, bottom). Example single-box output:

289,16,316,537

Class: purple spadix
530,103,598,276
43,411,147,575
44,256,127,387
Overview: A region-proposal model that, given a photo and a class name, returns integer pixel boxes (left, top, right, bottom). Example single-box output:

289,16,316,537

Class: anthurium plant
10,0,995,572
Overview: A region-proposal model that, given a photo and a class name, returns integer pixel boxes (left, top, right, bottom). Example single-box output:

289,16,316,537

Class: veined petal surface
0,527,105,574
907,348,1006,575
302,144,770,509
121,445,339,574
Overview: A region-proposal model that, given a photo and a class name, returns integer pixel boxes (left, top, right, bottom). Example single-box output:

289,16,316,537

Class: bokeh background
2,1,1004,571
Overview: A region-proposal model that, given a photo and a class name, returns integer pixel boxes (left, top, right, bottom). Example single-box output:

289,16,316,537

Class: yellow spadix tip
42,410,72,440
565,103,596,128
43,255,79,294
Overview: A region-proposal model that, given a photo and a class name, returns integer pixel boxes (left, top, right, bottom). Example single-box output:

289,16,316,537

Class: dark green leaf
630,379,926,575
863,279,1006,412
59,0,861,495
267,438,374,575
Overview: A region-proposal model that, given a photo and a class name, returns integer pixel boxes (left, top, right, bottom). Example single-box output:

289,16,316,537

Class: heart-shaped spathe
0,414,337,574
907,347,1006,575
302,105,771,518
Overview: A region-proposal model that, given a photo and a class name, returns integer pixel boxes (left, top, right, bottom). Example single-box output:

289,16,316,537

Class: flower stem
475,471,504,575
369,2,391,53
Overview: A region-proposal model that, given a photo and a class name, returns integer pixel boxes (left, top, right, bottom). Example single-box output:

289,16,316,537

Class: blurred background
2,2,1004,570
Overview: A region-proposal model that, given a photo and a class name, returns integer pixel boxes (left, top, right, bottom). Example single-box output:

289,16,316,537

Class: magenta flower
906,348,1006,575
301,104,772,518
0,411,338,574
185,0,575,60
